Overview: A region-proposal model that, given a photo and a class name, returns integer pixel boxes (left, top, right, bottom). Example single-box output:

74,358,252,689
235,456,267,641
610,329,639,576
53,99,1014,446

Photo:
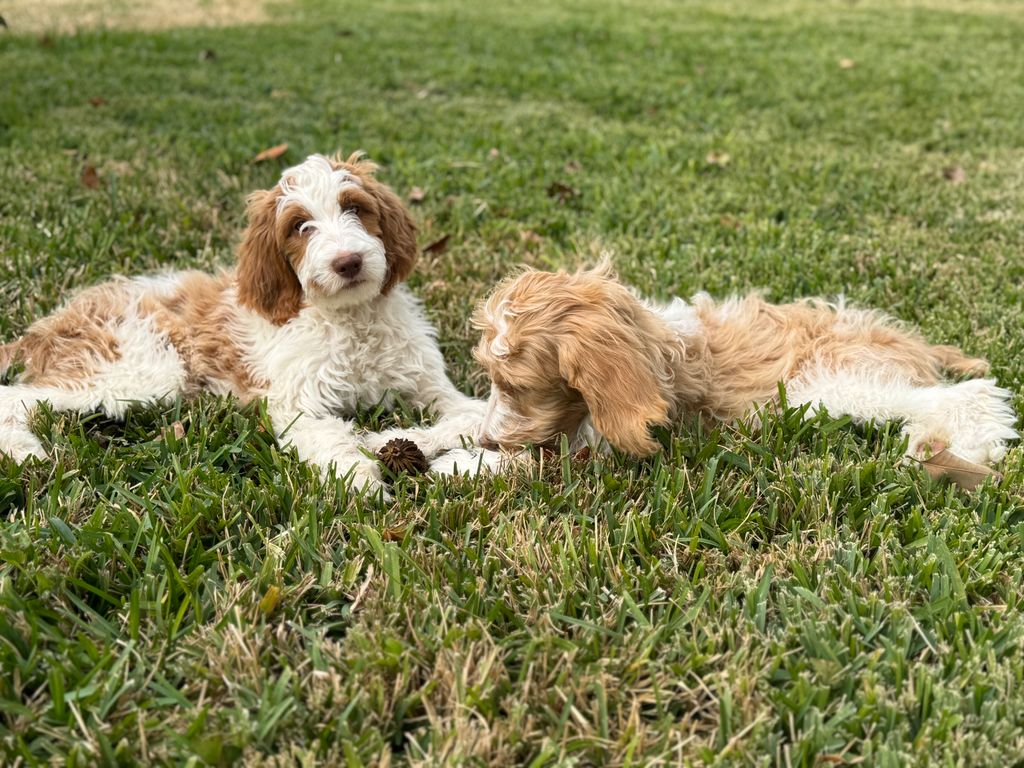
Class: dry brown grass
2,0,271,34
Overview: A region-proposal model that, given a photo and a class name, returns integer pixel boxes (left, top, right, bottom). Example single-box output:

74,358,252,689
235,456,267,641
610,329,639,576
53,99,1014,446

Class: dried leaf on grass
408,186,425,203
943,166,966,184
546,181,578,203
80,163,101,189
919,449,1000,491
423,234,450,255
839,58,855,69
705,151,731,167
88,96,108,107
253,143,288,163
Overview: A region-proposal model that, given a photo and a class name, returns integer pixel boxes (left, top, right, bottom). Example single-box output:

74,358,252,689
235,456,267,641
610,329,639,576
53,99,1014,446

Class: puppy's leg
362,346,488,458
267,401,386,496
785,369,1018,465
0,385,56,461
0,314,191,461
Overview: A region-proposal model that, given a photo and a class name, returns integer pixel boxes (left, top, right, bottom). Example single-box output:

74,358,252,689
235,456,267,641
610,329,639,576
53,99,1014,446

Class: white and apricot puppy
472,263,1017,467
0,153,487,493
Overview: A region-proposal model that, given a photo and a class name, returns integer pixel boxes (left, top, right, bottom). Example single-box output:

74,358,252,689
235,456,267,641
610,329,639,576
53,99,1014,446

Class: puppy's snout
331,252,363,279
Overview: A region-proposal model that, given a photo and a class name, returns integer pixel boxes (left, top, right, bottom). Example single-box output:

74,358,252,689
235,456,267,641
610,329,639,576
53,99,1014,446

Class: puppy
472,262,1018,465
0,153,485,493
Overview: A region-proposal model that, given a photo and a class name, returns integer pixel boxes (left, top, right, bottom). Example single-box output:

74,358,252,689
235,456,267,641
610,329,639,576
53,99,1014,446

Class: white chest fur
239,286,438,417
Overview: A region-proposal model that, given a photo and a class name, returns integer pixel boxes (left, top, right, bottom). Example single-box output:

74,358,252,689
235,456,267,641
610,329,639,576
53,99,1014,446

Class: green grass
2,0,1024,764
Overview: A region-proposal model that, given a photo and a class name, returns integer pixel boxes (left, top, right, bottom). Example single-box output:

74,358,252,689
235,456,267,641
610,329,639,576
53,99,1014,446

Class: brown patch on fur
9,281,130,387
138,272,262,399
235,188,304,325
331,152,418,293
690,295,972,418
930,344,989,377
474,264,992,455
0,342,19,376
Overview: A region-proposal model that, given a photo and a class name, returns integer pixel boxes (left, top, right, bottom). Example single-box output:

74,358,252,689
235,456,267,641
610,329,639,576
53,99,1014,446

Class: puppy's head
236,152,418,324
472,263,673,455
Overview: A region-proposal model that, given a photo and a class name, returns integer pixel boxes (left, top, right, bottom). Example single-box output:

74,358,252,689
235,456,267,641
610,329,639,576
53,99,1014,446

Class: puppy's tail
930,343,990,377
0,340,20,378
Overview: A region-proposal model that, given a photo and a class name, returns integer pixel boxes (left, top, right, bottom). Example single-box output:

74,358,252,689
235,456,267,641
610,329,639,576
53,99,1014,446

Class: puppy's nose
479,435,499,451
331,252,363,278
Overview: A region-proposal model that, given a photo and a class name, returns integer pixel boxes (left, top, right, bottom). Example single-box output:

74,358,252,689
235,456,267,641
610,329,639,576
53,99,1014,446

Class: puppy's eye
293,220,307,234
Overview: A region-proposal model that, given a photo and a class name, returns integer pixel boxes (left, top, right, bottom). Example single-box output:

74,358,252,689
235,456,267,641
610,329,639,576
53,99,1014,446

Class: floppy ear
367,177,418,293
556,318,671,456
236,189,302,325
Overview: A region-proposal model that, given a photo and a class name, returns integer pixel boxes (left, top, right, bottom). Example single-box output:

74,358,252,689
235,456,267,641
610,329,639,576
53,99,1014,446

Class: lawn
2,0,1024,764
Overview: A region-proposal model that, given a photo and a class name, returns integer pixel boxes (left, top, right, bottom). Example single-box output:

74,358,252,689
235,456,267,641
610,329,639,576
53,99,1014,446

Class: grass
2,0,1024,764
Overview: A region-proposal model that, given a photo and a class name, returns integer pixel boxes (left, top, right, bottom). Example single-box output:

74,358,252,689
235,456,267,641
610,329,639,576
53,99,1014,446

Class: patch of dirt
2,0,271,34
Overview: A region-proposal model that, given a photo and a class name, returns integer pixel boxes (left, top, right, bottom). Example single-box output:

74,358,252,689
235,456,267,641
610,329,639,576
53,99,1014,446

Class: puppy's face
237,153,418,324
473,267,672,455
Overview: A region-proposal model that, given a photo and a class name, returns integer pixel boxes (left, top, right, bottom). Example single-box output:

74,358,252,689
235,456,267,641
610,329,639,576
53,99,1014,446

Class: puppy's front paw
324,457,390,501
0,431,47,464
429,448,507,477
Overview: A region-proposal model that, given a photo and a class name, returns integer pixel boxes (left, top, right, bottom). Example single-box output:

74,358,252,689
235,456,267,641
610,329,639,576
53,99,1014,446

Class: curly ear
556,309,671,456
236,189,302,325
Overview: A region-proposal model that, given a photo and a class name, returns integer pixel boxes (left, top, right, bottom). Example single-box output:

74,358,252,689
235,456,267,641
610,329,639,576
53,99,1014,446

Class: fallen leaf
88,96,108,107
489,147,501,159
546,181,578,203
198,48,217,61
258,586,281,614
564,160,581,173
423,234,450,255
171,421,185,440
942,165,966,184
919,449,1000,491
705,151,731,166
839,58,855,69
382,526,406,542
408,186,425,203
80,163,101,189
253,143,288,163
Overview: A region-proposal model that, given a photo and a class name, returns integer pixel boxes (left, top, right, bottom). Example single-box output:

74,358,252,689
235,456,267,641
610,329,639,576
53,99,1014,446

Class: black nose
331,252,363,278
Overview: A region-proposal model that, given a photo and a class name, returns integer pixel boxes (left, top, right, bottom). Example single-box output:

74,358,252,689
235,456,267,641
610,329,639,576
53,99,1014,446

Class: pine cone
376,437,429,478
